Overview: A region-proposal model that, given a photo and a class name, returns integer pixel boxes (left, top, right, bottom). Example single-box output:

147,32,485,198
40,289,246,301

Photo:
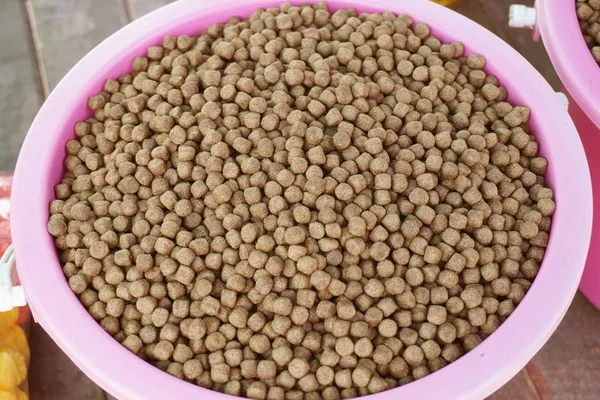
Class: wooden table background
1,0,598,398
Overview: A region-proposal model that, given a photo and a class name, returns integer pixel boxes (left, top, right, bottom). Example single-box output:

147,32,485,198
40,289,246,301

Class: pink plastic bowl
535,0,600,309
11,0,593,399
536,0,600,124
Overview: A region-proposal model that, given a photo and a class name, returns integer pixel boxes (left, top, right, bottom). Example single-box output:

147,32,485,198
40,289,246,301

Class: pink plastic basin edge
10,0,593,399
536,0,600,125
536,1,600,309
561,87,600,309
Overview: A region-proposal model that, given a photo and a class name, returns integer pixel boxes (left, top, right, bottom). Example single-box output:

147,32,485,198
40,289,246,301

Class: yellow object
0,310,29,399
3,328,29,364
0,325,29,364
0,352,25,390
0,388,17,400
0,310,18,328
431,0,463,7
0,388,26,400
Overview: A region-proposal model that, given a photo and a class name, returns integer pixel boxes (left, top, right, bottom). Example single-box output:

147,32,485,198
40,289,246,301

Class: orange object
431,0,463,7
0,351,26,391
0,311,17,328
0,176,28,399
0,387,26,400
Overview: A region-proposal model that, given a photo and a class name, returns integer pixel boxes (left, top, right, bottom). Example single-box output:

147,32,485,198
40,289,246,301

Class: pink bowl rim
537,0,600,124
11,0,592,399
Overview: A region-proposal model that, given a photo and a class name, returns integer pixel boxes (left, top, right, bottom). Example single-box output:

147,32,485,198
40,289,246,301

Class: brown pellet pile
577,0,600,63
47,2,555,399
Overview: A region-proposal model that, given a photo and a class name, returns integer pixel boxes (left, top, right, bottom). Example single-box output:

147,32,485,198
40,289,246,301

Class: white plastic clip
508,5,537,29
0,245,26,312
556,92,569,110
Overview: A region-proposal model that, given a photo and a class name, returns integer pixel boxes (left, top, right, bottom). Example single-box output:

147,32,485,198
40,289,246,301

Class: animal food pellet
577,0,600,64
49,3,555,398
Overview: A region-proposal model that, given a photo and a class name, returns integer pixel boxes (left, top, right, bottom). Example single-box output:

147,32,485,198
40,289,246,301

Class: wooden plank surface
129,0,174,19
454,0,494,31
29,323,106,400
30,0,128,90
530,293,600,399
489,368,541,400
478,0,561,89
0,0,43,171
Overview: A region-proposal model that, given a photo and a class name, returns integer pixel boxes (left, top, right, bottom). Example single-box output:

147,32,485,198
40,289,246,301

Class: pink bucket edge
536,0,600,125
